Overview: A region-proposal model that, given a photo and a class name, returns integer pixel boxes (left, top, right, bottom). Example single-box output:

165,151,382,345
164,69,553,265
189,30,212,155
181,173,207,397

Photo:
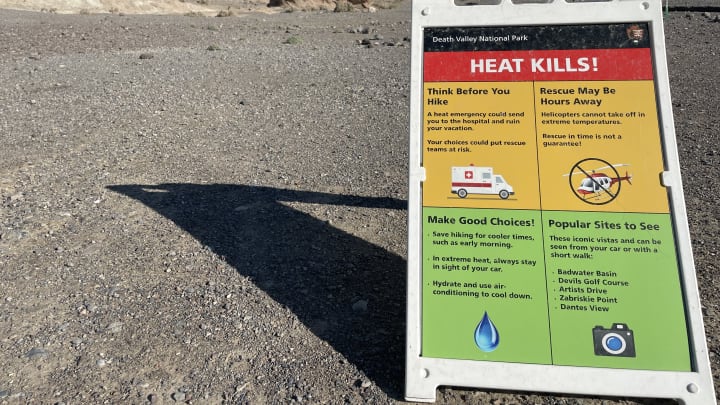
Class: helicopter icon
564,159,632,204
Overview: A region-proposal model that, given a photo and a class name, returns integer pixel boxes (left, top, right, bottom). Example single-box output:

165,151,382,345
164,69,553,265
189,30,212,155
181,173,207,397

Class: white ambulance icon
451,165,514,199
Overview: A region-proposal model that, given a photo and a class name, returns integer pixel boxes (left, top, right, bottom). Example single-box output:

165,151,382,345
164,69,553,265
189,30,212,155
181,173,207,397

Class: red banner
423,48,653,82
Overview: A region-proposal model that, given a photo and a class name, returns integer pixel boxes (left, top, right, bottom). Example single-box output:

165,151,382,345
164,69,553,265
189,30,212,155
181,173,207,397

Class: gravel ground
0,2,718,404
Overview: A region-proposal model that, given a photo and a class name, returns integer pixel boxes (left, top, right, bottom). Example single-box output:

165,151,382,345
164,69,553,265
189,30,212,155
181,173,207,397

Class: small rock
352,299,368,312
96,359,107,367
172,391,186,402
1,230,24,241
139,53,154,60
107,322,123,333
25,347,48,359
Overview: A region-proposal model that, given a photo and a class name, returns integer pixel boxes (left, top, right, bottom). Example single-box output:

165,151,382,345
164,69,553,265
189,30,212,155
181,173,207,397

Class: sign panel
406,1,715,403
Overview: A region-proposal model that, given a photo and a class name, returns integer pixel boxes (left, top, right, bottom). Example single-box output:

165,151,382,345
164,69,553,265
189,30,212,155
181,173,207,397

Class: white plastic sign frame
406,0,715,403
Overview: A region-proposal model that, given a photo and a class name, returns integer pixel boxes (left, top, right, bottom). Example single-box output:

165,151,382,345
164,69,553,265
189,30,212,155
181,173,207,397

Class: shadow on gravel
108,183,407,398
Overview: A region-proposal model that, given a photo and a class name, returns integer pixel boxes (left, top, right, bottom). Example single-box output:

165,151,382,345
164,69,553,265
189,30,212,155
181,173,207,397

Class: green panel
421,208,691,371
422,207,551,364
544,211,691,371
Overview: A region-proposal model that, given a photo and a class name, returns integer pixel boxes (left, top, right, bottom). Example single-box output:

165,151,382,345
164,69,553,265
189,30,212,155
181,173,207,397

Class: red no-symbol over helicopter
564,162,632,203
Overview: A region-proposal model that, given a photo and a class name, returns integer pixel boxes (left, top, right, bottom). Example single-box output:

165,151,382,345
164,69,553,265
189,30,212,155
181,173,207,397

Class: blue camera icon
592,323,636,357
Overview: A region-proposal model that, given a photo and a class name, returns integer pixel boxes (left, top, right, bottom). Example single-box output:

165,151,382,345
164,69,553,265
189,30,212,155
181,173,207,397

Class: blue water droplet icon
474,312,500,352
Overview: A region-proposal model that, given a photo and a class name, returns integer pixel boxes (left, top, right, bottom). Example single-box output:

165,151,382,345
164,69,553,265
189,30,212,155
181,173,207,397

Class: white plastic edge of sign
405,0,716,403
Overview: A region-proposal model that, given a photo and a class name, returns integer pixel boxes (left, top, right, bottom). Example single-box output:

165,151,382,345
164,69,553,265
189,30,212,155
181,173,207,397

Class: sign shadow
107,183,407,398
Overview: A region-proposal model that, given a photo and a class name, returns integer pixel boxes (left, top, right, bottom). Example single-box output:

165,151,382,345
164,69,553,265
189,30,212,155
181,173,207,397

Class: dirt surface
0,0,289,15
0,0,717,15
0,1,718,404
0,0,375,15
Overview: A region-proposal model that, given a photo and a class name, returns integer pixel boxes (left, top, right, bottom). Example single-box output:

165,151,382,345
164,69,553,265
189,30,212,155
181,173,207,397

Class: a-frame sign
406,0,716,403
